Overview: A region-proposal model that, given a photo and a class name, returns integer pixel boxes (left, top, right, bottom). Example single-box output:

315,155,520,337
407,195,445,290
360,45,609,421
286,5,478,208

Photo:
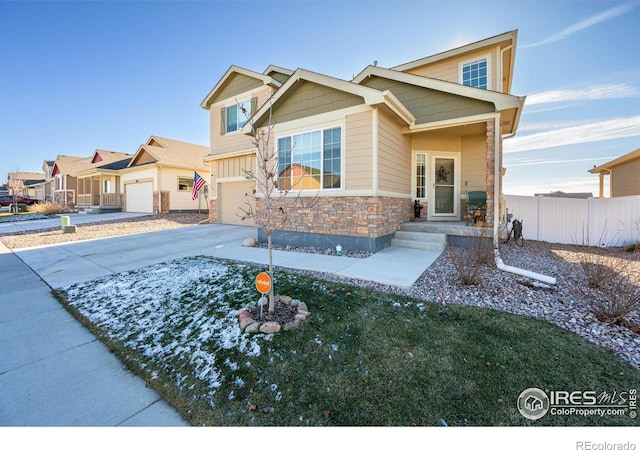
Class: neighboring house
534,191,593,199
33,160,54,201
49,154,91,205
74,150,133,212
201,31,525,250
7,172,46,198
119,136,209,213
589,148,640,198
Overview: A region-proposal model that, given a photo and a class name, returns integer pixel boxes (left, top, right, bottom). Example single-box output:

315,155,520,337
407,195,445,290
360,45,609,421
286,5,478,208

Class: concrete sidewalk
0,243,188,426
1,222,441,426
13,223,440,290
0,212,152,234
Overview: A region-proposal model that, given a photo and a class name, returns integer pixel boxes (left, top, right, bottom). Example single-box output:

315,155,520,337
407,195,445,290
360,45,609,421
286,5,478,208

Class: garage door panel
126,182,153,213
220,181,254,226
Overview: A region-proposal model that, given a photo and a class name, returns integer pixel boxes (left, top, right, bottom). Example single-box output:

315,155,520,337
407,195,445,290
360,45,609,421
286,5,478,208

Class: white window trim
459,54,491,90
224,97,252,135
274,123,345,192
412,151,428,201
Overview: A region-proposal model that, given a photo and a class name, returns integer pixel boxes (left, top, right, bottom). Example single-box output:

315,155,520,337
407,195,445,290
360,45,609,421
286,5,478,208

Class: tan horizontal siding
210,86,271,155
404,48,499,90
345,110,373,190
460,134,486,192
377,110,411,194
411,132,460,152
612,159,640,197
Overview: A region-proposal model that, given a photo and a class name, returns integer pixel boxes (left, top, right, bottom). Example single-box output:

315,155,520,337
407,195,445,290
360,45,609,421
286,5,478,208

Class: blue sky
1,0,639,197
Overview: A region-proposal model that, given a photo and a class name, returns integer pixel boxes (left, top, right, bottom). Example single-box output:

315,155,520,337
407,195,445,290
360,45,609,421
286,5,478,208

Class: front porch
391,221,494,252
76,192,123,212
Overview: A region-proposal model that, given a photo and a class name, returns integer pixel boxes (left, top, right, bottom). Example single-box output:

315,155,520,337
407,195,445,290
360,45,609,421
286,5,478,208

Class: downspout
492,115,557,285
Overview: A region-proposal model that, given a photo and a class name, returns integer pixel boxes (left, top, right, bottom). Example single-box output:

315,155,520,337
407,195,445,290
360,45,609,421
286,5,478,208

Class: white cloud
523,3,636,48
526,84,640,105
505,115,640,153
504,156,615,168
517,119,596,132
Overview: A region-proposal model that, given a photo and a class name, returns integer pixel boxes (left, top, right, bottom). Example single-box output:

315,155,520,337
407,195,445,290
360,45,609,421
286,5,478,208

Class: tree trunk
267,232,275,314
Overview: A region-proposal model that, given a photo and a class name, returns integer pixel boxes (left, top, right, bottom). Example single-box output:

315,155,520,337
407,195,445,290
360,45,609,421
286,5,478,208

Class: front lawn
54,257,640,426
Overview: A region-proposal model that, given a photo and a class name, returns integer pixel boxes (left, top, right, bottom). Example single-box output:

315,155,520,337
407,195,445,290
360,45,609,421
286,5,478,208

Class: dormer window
461,57,489,90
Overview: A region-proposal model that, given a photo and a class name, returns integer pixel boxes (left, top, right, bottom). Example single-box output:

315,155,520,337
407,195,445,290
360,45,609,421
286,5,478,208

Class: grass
53,257,640,426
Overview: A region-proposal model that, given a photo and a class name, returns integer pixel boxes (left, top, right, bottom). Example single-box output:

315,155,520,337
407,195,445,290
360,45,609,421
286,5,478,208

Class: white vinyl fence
503,195,640,247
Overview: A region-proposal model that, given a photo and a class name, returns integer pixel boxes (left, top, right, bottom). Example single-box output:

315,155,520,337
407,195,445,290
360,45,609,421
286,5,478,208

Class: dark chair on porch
466,191,487,226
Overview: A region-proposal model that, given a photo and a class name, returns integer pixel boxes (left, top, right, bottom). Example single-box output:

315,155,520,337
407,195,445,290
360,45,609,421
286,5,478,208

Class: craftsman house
589,147,640,198
201,30,525,250
75,150,133,212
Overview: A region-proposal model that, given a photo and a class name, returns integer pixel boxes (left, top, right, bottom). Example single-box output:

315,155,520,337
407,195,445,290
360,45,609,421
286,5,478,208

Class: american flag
192,171,206,200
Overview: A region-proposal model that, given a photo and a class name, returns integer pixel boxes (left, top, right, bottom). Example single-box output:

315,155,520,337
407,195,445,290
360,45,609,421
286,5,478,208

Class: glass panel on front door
416,154,426,198
434,157,455,214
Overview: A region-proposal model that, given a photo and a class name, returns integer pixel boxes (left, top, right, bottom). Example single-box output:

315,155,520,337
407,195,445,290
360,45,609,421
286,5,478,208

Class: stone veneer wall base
258,229,394,253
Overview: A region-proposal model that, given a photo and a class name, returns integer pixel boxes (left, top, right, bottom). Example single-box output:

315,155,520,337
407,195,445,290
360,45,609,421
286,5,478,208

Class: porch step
391,231,447,252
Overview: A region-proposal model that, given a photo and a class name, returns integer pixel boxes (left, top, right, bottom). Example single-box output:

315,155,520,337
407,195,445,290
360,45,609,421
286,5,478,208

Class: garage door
219,181,254,226
125,182,153,213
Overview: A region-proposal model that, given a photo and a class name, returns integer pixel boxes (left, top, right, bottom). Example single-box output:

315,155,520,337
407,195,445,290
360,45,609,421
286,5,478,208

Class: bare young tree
7,168,24,214
237,97,318,314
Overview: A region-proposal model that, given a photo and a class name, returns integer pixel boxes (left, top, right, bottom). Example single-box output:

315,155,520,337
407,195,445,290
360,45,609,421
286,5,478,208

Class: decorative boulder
294,313,307,322
259,321,281,334
297,302,309,312
276,295,293,305
239,317,256,330
245,322,261,334
243,237,258,247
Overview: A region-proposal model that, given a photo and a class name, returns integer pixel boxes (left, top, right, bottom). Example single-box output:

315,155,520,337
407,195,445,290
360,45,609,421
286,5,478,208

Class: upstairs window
461,57,488,90
221,98,257,135
277,127,341,191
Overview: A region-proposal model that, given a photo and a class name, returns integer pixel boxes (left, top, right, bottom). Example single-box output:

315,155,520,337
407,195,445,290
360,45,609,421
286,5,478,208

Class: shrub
573,247,640,324
577,276,640,325
28,201,71,215
448,228,494,286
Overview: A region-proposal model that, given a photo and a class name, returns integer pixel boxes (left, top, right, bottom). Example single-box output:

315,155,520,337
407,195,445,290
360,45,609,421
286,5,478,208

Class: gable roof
51,155,92,177
244,68,415,133
589,148,640,174
352,65,525,133
200,65,281,109
75,150,134,177
391,30,517,72
127,135,209,170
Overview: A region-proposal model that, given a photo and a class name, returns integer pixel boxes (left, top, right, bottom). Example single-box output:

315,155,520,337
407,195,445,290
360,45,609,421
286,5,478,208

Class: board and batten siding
377,110,411,194
345,110,374,191
211,154,256,180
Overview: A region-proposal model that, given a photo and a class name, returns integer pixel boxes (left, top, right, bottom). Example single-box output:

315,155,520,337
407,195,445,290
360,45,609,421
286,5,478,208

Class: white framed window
461,56,489,90
221,97,256,135
104,180,111,193
277,127,342,191
415,153,427,199
178,177,193,192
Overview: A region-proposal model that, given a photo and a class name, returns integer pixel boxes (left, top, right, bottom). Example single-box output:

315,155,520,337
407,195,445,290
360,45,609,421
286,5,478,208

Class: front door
428,154,459,220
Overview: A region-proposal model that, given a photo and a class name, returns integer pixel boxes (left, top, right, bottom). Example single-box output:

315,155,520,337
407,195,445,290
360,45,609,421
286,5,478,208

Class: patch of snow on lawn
63,257,272,396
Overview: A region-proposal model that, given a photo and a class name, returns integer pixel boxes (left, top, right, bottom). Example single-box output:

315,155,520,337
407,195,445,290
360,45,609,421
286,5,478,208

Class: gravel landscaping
278,240,640,371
